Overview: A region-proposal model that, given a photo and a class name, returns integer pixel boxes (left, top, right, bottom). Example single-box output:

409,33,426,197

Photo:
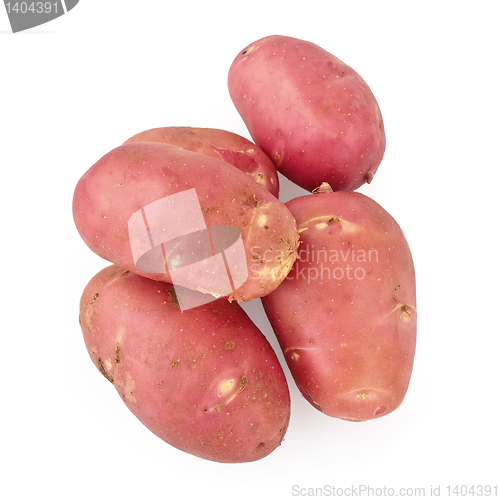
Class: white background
2,1,499,499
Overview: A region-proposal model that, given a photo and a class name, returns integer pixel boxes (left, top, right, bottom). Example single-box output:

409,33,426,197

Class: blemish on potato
170,359,180,368
401,305,411,320
241,45,255,56
115,343,121,364
238,376,248,393
121,371,136,403
251,251,262,261
374,404,387,415
97,357,114,384
357,393,369,399
90,292,99,303
166,288,179,308
84,302,97,330
225,341,235,350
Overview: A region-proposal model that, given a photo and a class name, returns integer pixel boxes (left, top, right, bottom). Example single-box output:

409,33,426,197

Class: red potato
261,185,416,421
79,264,291,463
228,35,386,192
73,142,299,303
123,126,280,198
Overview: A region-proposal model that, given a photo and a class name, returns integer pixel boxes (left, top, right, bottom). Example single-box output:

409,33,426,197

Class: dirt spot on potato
84,306,97,331
238,376,248,393
166,288,179,308
90,292,99,303
112,227,128,244
225,341,235,350
401,305,411,320
115,343,121,364
252,252,262,262
120,371,137,403
328,217,341,225
246,194,260,208
98,357,114,384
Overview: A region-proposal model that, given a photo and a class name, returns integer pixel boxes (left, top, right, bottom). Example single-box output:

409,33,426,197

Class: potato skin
228,35,386,192
123,126,279,197
261,189,416,421
79,265,291,463
72,142,299,302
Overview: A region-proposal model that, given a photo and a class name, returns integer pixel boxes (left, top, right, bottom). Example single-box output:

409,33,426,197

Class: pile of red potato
73,35,417,463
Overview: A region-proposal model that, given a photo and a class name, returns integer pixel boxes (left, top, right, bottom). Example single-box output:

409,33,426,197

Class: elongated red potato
73,142,299,302
228,35,386,192
123,126,279,197
79,265,291,463
261,186,416,421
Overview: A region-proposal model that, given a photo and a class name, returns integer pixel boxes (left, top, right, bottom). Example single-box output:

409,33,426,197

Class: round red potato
79,264,291,463
228,35,386,192
261,186,416,421
73,142,299,303
123,126,280,197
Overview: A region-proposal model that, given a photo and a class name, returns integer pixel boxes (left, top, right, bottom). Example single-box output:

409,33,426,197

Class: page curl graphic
3,0,79,33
